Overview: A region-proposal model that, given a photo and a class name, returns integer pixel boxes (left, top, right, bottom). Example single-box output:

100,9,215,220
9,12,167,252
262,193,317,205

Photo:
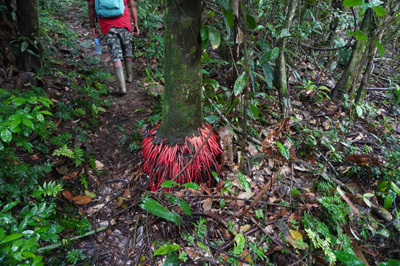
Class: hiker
88,0,140,95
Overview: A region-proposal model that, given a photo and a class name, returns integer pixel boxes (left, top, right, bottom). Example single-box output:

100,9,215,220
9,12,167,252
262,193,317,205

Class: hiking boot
115,67,126,95
125,60,133,83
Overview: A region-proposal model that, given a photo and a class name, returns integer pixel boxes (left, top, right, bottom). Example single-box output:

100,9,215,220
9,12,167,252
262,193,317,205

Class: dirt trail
60,7,157,265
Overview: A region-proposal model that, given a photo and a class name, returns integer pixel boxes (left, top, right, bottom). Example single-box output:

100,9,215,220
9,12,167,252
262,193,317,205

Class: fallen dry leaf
348,153,381,166
62,172,78,180
202,198,213,211
62,190,74,200
72,195,92,205
261,117,297,161
86,203,105,216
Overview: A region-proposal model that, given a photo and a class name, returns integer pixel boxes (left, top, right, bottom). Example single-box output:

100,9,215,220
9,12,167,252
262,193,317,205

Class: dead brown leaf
202,198,213,211
62,190,74,200
72,195,92,205
261,117,297,161
348,153,381,166
62,172,78,180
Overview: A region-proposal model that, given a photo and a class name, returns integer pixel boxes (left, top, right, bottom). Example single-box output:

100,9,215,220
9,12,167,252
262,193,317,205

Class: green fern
50,133,72,147
53,145,74,158
33,180,63,198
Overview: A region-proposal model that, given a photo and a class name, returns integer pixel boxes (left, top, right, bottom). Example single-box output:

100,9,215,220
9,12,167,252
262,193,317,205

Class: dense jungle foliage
0,0,399,265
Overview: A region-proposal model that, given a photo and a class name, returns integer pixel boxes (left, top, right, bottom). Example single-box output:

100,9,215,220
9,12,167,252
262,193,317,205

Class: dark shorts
104,27,132,62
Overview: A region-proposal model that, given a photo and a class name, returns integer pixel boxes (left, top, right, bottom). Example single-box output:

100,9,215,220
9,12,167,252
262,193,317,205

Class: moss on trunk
158,0,202,142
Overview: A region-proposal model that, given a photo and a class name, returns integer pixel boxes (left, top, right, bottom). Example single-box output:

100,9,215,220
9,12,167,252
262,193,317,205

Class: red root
141,123,223,191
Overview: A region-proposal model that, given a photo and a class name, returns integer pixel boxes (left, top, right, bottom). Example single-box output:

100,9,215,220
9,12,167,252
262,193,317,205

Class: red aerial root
141,123,223,191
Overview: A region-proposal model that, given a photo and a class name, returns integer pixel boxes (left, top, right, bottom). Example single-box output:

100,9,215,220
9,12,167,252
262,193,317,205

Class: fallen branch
38,226,108,253
237,165,284,217
191,234,261,266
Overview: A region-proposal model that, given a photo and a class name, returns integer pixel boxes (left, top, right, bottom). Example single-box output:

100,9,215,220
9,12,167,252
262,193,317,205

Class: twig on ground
109,198,142,218
38,226,108,252
238,165,284,217
248,215,297,258
191,234,261,266
191,211,228,228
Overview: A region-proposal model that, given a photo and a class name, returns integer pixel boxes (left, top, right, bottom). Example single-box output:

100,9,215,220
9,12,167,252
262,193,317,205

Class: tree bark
158,0,203,142
0,0,17,79
274,0,297,115
331,8,373,100
16,0,40,72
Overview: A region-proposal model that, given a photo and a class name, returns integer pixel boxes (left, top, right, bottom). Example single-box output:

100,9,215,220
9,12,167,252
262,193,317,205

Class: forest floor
24,4,400,266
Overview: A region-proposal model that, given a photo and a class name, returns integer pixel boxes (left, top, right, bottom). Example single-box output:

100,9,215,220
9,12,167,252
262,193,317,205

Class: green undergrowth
0,0,114,265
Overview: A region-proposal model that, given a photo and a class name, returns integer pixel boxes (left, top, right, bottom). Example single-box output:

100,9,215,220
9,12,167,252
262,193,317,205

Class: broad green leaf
221,8,234,31
22,116,34,129
276,142,290,160
0,228,4,241
219,0,232,11
21,41,28,53
12,97,27,106
374,40,385,57
384,195,393,209
374,6,386,17
260,47,279,66
249,103,259,118
379,259,400,266
10,118,22,129
162,252,180,266
153,244,181,257
246,14,256,30
161,180,178,188
140,198,179,224
342,0,362,7
36,113,44,123
211,171,220,182
154,245,170,256
181,182,200,190
237,172,251,193
204,114,219,124
0,233,23,245
234,72,248,96
233,233,245,255
333,250,365,265
377,181,388,192
208,26,221,50
12,252,25,261
391,182,400,195
1,201,19,213
279,28,291,39
262,63,275,89
40,110,53,116
355,30,367,41
21,251,36,258
178,199,191,216
1,128,12,143
356,105,363,117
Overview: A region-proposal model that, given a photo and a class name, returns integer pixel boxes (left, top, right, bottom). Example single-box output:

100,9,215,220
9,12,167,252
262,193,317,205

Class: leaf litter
32,5,400,266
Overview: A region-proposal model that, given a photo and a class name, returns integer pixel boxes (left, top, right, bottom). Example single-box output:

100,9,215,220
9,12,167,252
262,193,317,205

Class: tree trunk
274,0,297,115
331,8,373,100
16,0,40,72
142,0,223,191
158,0,203,142
0,0,17,79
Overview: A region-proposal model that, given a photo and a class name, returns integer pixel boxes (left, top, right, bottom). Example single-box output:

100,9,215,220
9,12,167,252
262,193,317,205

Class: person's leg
120,28,133,82
105,27,126,95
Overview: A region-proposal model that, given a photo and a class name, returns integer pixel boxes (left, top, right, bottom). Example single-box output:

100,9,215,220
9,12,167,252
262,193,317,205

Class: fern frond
53,144,74,158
